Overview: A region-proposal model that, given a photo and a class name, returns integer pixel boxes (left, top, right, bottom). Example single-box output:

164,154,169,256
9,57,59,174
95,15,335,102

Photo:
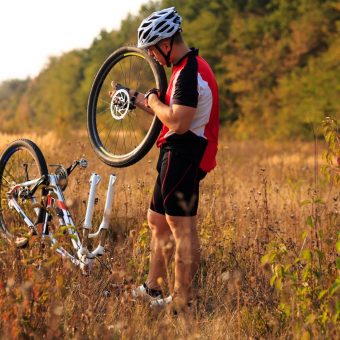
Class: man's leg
146,209,174,290
165,215,200,307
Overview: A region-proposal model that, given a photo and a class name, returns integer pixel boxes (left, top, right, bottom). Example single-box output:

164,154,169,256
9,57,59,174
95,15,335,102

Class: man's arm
131,91,154,115
109,81,154,115
147,93,196,134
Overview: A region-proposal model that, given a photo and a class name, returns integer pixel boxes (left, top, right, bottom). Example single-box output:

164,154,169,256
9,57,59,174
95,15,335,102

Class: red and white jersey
156,48,219,172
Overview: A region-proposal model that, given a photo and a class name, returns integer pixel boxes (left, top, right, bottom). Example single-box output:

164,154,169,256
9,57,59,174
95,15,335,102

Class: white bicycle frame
6,168,117,271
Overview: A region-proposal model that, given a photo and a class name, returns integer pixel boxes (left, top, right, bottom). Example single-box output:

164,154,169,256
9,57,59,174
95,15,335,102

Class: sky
0,0,149,82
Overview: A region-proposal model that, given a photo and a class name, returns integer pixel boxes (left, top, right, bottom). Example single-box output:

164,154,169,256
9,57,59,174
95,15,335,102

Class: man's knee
166,215,195,238
147,209,171,235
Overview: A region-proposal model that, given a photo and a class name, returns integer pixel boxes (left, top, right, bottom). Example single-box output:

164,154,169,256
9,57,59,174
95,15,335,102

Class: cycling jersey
156,48,219,172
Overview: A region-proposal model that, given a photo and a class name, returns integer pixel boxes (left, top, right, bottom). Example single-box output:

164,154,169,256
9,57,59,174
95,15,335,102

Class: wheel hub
110,89,130,120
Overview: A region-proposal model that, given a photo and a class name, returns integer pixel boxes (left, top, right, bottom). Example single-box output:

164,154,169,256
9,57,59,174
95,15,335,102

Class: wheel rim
89,50,163,163
0,147,45,239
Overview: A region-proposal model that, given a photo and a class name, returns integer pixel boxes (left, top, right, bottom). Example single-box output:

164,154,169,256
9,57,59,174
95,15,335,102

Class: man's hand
109,81,140,110
109,81,130,97
144,88,160,108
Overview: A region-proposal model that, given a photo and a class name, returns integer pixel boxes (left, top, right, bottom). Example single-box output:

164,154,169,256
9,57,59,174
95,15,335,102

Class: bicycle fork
78,173,117,262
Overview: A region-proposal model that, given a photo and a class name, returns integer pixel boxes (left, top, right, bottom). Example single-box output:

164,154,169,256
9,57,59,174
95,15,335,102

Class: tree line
0,0,339,139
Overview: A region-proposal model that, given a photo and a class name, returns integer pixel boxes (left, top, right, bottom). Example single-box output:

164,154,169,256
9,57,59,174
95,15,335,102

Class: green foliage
321,117,340,184
261,167,339,337
224,0,340,138
262,232,339,336
0,79,31,132
127,221,151,282
28,50,87,133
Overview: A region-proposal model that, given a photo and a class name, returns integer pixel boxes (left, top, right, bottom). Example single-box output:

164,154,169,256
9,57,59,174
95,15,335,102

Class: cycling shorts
150,149,206,217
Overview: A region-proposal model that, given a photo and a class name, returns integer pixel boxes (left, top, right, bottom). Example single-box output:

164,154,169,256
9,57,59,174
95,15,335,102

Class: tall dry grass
0,129,338,339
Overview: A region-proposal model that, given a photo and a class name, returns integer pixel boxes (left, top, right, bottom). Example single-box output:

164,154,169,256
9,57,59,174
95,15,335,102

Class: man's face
147,41,168,66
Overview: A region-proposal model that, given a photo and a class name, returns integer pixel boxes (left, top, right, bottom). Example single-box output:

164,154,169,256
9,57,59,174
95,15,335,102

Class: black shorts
150,149,206,216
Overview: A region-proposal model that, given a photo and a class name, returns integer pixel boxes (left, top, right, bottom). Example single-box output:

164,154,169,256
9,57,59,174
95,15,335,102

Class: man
130,7,219,310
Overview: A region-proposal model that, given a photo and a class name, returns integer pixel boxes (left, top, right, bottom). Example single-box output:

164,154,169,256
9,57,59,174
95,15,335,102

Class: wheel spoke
0,140,48,240
87,47,166,167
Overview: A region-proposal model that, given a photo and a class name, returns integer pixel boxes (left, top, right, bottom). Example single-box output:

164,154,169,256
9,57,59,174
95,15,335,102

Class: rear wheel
87,46,167,167
0,139,48,244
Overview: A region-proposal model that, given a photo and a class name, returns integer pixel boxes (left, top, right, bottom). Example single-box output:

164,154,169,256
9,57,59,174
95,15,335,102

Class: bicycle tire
0,139,48,243
87,46,167,167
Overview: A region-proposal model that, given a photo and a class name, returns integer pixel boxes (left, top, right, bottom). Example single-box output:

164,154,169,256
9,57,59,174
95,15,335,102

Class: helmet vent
137,7,182,49
159,24,170,33
142,28,152,40
148,35,159,43
165,12,175,19
155,20,166,30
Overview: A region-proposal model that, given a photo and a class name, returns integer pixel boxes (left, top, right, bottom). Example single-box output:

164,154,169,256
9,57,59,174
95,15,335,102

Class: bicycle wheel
0,139,48,244
87,46,167,167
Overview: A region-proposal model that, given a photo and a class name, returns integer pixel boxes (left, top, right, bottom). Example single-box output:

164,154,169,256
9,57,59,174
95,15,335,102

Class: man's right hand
109,81,130,97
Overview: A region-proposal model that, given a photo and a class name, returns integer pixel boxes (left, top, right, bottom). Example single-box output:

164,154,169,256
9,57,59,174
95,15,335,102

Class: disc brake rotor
110,89,130,120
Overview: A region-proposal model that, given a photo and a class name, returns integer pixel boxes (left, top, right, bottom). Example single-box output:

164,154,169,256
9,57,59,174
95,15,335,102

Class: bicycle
87,46,167,168
0,47,166,269
0,138,116,272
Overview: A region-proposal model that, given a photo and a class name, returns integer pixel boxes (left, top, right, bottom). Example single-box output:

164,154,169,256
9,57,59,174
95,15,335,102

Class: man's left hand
144,88,160,108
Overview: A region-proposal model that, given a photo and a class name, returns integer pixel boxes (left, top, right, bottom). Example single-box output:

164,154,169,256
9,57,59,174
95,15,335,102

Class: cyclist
117,7,220,311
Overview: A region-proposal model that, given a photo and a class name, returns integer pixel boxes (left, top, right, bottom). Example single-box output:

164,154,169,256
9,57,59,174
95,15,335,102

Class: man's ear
162,39,171,52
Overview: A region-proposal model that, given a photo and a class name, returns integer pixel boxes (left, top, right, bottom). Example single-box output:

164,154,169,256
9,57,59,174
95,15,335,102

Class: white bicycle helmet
137,7,182,49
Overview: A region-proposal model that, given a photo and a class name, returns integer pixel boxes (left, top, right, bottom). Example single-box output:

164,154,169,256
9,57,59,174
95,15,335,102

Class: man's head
137,7,182,67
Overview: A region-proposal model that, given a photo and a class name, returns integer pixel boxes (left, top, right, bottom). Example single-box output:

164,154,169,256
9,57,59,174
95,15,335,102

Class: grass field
0,129,339,339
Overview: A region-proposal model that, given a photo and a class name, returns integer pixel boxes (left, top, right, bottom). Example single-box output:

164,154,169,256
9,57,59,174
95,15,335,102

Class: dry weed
0,128,338,339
